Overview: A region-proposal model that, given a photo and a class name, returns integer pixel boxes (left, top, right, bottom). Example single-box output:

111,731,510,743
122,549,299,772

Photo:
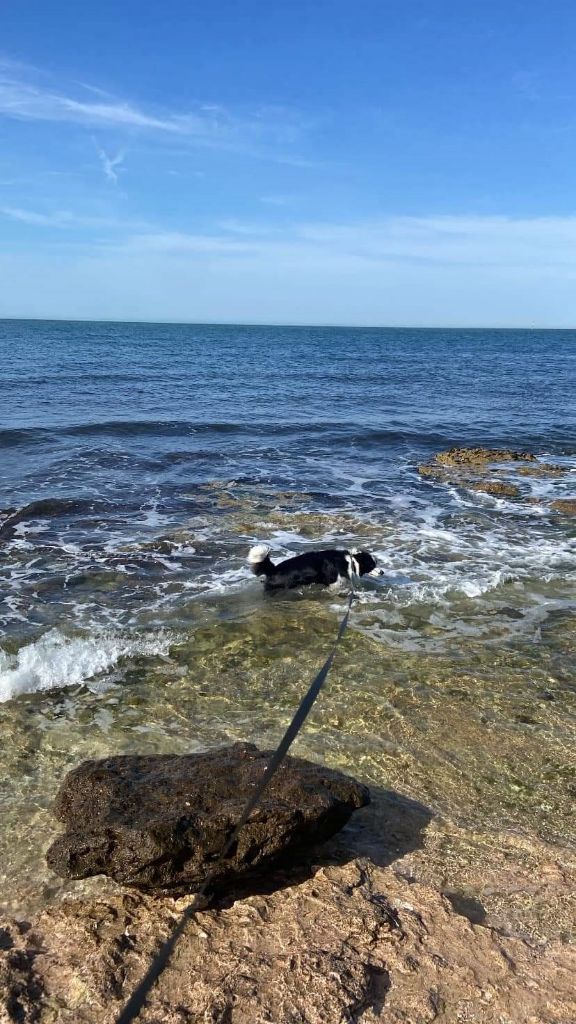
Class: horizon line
1,316,575,331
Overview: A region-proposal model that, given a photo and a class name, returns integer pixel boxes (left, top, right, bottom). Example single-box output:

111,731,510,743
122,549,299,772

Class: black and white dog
248,544,378,592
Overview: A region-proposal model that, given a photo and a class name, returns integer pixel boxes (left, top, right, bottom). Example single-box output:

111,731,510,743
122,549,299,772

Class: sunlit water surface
0,321,575,924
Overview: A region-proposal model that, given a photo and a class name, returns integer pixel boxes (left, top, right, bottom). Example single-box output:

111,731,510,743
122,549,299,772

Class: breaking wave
0,629,174,703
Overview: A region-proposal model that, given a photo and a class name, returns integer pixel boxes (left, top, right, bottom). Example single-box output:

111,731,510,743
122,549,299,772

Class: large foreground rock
1,859,575,1023
46,744,369,893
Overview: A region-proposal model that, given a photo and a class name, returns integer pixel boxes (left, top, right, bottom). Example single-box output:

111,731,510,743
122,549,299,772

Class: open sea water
1,319,575,917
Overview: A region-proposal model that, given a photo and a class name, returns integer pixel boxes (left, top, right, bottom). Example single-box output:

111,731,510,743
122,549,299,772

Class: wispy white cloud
6,204,576,274
3,207,574,326
217,218,278,236
0,68,310,163
121,231,258,254
75,81,120,101
0,74,184,131
259,194,299,208
1,212,575,326
0,54,40,77
2,206,66,226
118,214,576,271
1,205,146,230
96,145,125,184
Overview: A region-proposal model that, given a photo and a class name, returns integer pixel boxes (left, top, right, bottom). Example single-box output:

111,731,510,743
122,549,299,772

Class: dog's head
352,550,378,576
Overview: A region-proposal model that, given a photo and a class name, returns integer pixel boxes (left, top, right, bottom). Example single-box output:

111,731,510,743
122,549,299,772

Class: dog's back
248,544,375,591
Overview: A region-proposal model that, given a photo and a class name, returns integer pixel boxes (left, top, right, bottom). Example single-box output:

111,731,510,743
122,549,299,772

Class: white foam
0,629,173,703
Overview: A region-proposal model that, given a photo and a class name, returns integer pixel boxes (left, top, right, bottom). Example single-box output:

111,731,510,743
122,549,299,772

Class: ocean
1,319,575,917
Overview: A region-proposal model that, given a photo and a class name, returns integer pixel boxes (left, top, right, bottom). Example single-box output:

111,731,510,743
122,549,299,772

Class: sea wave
0,419,452,445
0,427,53,448
0,629,174,703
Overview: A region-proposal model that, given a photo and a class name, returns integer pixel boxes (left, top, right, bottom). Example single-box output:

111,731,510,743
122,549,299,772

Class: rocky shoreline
2,855,575,1023
2,741,576,1022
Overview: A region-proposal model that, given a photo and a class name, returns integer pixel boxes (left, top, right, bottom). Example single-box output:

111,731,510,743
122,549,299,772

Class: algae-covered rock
517,463,567,477
469,480,520,498
435,447,536,467
416,447,554,502
417,463,445,479
550,499,576,516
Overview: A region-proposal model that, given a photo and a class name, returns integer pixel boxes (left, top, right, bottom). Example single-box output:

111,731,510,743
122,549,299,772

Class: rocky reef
418,447,573,510
434,447,537,467
1,742,569,1022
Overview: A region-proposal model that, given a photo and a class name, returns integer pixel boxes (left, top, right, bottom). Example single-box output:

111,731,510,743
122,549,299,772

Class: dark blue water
1,319,573,671
1,319,575,702
1,321,574,512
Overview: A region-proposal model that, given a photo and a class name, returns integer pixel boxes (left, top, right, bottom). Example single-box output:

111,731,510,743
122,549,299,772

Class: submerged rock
469,480,520,498
551,499,576,515
2,859,575,1024
517,462,566,477
0,498,94,542
418,446,539,483
46,743,369,893
417,463,446,479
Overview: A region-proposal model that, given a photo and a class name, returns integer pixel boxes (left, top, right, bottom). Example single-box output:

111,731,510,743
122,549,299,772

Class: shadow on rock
215,784,433,907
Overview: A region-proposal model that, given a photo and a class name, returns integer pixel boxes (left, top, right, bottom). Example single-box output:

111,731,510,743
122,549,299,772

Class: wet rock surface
435,447,537,467
46,744,370,893
469,480,520,498
1,859,575,1024
418,447,570,509
517,462,567,477
551,498,576,515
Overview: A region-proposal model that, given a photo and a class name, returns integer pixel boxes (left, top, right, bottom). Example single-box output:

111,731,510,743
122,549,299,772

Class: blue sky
1,0,575,326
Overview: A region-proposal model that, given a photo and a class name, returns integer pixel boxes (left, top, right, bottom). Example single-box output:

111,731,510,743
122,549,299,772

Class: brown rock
417,463,445,478
46,744,369,894
418,464,520,497
469,480,520,498
1,860,575,1024
516,463,567,477
550,499,576,515
0,499,95,543
435,447,536,467
417,448,539,496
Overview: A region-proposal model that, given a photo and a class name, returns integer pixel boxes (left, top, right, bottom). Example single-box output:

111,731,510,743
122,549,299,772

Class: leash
115,582,357,1024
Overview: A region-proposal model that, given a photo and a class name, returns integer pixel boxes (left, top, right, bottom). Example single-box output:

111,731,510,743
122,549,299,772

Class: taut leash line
116,587,356,1024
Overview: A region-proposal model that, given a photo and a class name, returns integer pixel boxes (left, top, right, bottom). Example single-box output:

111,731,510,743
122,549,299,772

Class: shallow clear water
0,320,575,917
